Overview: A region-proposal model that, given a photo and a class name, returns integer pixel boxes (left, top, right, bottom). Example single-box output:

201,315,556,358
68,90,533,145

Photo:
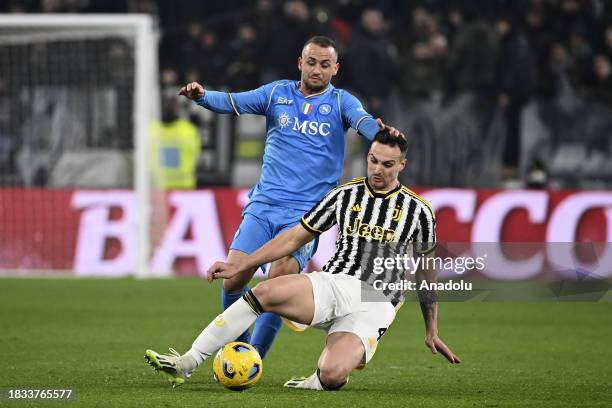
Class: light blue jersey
196,80,379,211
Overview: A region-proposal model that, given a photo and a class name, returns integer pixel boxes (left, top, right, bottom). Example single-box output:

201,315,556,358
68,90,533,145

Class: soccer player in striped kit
178,36,401,359
145,129,460,389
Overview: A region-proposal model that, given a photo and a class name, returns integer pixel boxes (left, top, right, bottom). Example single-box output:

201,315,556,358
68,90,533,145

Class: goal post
0,14,158,277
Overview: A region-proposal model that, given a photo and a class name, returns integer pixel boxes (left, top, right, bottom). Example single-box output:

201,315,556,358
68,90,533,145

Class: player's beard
304,77,328,93
369,171,400,193
369,174,388,191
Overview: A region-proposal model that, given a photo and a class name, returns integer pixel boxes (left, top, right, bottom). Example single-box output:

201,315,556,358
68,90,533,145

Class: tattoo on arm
415,253,438,330
417,288,438,329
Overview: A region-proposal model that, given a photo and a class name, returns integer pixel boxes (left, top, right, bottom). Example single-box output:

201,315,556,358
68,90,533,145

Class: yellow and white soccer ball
213,342,263,390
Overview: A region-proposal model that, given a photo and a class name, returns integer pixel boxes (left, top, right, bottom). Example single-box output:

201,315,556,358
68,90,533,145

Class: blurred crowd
3,0,612,183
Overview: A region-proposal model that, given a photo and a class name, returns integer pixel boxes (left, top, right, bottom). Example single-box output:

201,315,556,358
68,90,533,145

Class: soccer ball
213,342,263,390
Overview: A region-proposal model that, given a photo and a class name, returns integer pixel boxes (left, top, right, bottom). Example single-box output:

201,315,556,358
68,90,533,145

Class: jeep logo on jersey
345,217,396,243
292,118,331,136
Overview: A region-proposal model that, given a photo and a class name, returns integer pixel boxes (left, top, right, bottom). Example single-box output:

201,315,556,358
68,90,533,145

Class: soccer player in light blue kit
178,36,401,359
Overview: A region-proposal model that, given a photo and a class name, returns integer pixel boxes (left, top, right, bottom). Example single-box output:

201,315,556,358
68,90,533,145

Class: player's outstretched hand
178,82,204,100
376,118,405,140
207,261,239,283
425,334,461,364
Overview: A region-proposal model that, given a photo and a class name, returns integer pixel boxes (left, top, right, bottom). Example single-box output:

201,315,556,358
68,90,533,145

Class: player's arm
179,81,273,115
207,224,315,282
208,188,339,282
415,253,461,364
340,92,404,139
415,253,439,334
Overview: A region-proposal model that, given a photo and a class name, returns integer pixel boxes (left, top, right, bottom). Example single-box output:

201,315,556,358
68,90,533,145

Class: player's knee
223,267,254,292
251,281,277,310
223,277,244,293
318,362,349,390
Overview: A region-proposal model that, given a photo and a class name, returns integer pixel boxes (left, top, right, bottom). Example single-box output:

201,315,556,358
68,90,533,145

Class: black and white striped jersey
300,177,436,280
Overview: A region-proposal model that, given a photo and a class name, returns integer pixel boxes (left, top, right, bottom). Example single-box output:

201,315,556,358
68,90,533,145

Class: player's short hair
373,129,408,157
303,36,338,57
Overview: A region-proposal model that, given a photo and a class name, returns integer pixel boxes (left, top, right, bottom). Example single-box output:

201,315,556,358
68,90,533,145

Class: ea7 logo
276,96,293,104
292,118,331,136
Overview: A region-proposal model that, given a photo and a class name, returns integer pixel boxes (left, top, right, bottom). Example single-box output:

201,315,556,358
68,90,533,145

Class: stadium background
0,1,611,407
3,0,612,189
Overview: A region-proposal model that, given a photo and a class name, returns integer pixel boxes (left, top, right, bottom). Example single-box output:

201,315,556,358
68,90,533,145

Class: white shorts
286,271,397,364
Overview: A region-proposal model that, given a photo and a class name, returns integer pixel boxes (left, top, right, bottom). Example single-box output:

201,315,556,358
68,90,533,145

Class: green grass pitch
1,278,611,407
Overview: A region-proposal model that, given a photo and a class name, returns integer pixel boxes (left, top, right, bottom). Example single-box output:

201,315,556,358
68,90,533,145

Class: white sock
178,353,198,374
286,371,325,391
182,295,261,371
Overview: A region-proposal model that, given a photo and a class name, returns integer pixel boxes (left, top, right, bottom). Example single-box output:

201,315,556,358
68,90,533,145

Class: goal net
0,15,158,277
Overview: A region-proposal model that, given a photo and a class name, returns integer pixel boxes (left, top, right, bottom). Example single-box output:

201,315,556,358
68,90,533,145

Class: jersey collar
364,178,402,199
296,81,332,98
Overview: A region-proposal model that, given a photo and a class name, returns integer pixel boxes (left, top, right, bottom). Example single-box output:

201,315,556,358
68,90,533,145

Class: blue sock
221,286,251,343
251,312,283,359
